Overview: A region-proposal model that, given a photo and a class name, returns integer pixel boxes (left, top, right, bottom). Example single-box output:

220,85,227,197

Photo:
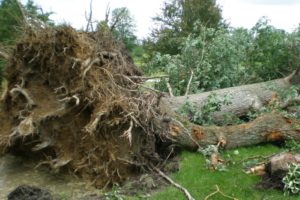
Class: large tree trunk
159,112,300,150
158,71,300,150
162,70,300,124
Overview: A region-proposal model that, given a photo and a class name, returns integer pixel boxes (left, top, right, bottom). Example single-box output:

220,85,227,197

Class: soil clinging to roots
0,26,169,188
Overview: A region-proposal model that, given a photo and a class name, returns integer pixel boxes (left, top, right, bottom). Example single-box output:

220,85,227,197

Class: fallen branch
204,185,238,200
185,70,194,96
129,75,169,80
165,79,174,97
153,167,195,200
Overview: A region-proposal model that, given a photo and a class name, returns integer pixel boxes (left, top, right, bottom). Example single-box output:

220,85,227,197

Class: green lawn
130,144,298,200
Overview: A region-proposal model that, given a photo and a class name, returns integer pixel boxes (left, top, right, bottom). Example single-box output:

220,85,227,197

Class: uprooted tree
0,25,300,189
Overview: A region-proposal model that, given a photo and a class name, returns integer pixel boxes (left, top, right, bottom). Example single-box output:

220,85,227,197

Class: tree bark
162,70,300,124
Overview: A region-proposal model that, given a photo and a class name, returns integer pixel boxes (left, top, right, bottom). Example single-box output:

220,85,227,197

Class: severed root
54,85,69,96
85,112,105,134
59,95,80,106
32,138,53,151
121,120,134,146
10,85,36,109
82,57,100,79
204,185,238,200
70,57,81,69
9,117,35,144
153,167,195,200
35,157,72,171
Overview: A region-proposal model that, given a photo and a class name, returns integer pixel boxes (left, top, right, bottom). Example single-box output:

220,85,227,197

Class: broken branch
185,70,194,96
165,78,174,97
153,167,195,200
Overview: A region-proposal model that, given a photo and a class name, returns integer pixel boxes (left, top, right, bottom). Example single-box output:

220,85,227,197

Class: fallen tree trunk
162,70,300,124
159,102,300,150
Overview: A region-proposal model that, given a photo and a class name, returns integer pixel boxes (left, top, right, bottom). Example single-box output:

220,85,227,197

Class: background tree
245,17,298,81
109,7,137,52
97,7,143,63
145,0,223,55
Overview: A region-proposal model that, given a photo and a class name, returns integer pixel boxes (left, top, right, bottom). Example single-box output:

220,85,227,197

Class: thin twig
185,70,194,96
153,167,195,200
204,185,238,200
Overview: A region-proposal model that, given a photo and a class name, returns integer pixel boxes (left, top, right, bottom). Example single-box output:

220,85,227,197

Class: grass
129,144,299,200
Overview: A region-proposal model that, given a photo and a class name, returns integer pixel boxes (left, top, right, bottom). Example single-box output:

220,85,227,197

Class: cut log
253,153,300,190
162,70,300,124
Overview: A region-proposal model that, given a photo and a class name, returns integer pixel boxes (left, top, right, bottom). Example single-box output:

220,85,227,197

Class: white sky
24,0,300,39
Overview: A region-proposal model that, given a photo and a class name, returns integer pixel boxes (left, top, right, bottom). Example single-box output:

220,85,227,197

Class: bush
283,163,300,196
144,19,300,95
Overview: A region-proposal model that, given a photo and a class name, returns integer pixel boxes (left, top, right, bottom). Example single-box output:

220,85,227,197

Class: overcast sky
23,0,300,39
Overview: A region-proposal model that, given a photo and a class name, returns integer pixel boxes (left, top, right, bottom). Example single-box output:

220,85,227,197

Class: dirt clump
8,185,53,200
0,26,170,188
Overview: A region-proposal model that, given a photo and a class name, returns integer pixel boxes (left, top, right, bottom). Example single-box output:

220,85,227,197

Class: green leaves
283,163,300,196
177,92,232,125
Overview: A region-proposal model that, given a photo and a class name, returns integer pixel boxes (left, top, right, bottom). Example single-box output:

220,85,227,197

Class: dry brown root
58,95,80,106
10,117,35,139
9,85,36,109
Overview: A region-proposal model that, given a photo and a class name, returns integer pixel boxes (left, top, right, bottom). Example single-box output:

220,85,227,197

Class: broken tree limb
162,70,300,124
185,70,194,96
